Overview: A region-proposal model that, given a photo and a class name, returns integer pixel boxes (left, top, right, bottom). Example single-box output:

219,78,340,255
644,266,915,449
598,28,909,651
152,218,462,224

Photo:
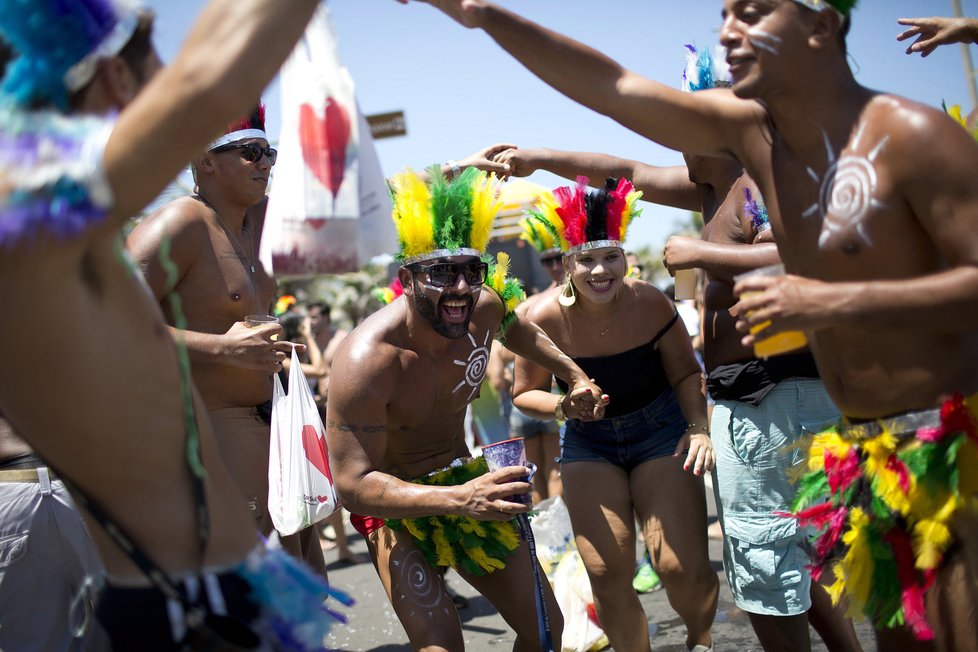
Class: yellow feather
913,495,959,570
807,431,852,473
469,173,502,253
492,252,509,290
403,518,426,542
505,294,522,314
391,170,435,258
536,192,570,251
432,523,456,568
467,546,506,573
519,217,556,251
459,518,487,538
949,104,967,128
863,430,911,516
490,521,521,551
840,508,873,617
619,189,643,242
825,563,848,608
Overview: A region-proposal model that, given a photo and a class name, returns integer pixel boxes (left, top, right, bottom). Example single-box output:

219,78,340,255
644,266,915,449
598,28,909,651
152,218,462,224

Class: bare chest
176,231,275,326
766,133,933,278
393,329,495,420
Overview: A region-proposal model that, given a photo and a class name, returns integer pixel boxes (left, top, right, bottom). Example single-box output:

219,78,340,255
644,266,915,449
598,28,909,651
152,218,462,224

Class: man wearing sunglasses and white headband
327,166,607,651
127,105,324,571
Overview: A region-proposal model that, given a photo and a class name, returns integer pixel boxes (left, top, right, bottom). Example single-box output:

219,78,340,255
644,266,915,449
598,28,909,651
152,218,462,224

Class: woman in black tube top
513,176,718,652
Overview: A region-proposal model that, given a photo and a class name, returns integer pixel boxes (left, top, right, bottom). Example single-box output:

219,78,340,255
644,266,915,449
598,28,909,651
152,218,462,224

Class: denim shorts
509,406,558,438
559,389,686,472
711,378,840,616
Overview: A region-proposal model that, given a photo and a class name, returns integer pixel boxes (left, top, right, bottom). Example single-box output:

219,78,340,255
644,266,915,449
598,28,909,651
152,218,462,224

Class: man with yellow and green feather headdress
325,166,608,650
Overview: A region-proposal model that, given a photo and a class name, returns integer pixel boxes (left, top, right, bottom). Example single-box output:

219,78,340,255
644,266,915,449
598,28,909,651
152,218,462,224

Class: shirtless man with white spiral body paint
408,0,978,649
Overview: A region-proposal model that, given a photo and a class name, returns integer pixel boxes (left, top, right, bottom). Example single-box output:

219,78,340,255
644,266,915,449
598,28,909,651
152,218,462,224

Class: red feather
604,177,632,240
824,446,861,495
884,528,934,641
553,182,587,247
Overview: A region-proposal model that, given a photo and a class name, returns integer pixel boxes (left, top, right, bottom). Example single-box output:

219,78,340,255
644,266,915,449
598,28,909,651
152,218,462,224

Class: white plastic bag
552,551,609,652
268,348,338,536
260,4,395,278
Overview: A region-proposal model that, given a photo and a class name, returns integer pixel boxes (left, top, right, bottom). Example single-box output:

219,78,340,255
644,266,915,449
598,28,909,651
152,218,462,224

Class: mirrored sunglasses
410,261,488,288
213,142,278,165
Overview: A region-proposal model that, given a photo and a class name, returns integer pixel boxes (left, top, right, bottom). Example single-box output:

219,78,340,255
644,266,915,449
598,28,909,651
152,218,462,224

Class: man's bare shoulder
866,94,978,183
129,196,211,248
333,304,408,379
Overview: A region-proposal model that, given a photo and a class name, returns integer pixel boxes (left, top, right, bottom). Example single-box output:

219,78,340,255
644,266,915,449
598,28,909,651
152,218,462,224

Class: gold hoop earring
558,279,576,307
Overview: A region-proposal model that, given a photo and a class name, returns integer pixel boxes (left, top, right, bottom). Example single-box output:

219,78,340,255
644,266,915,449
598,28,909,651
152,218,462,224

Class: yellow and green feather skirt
385,457,521,576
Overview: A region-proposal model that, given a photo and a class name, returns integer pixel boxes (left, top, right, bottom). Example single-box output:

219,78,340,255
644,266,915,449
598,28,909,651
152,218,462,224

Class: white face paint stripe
746,28,783,56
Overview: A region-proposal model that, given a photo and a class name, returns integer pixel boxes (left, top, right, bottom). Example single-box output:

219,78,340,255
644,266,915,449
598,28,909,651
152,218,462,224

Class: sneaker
632,559,661,593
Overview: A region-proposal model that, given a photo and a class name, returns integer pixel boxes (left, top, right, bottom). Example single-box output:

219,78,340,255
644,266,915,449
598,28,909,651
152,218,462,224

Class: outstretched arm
412,0,759,160
665,238,779,284
495,146,702,211
106,0,323,222
897,16,978,57
501,306,607,420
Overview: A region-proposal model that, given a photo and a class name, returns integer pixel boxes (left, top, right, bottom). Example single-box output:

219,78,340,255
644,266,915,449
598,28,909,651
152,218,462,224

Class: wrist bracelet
447,159,461,179
554,395,566,421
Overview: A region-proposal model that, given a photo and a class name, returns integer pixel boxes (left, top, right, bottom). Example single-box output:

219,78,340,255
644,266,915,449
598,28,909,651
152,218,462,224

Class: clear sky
149,0,978,252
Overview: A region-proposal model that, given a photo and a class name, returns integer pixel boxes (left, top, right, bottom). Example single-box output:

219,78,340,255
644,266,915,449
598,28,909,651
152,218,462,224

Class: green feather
827,0,858,16
430,166,478,250
790,470,830,511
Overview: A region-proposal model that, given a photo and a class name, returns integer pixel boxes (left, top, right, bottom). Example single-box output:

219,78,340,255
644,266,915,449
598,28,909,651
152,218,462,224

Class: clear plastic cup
244,314,278,327
482,437,535,506
734,264,808,359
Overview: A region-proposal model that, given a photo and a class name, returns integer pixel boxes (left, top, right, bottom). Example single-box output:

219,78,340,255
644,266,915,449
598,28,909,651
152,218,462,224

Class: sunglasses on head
409,261,488,288
213,142,278,165
540,254,563,267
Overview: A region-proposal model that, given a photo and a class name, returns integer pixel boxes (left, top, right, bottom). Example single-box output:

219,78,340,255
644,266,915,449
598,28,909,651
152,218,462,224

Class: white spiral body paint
453,331,491,400
393,549,450,619
747,28,783,56
801,123,889,247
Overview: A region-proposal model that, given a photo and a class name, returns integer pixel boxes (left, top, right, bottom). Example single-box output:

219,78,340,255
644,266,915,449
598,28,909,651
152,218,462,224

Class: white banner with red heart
261,5,394,278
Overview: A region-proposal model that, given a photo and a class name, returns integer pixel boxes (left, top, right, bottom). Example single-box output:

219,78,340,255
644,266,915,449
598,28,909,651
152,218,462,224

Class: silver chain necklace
195,194,255,275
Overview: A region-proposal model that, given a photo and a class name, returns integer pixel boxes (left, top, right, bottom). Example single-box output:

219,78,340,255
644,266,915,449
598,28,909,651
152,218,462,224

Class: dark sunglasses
540,255,563,267
213,142,278,165
409,261,488,288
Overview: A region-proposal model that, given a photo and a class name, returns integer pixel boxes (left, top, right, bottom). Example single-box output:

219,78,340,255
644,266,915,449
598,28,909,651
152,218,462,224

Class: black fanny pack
707,352,820,405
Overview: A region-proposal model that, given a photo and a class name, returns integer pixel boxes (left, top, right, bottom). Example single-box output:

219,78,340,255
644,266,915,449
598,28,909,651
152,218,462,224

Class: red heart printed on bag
317,495,330,503
298,98,351,200
301,424,333,484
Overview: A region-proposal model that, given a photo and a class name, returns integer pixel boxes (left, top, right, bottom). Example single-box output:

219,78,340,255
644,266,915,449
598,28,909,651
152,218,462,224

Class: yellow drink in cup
734,265,808,359
674,268,697,300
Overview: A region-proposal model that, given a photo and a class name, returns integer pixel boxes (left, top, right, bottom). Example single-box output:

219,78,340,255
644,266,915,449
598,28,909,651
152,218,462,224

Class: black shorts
93,570,262,651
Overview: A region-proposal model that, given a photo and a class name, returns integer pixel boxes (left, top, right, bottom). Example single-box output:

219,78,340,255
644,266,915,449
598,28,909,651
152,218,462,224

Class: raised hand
897,16,978,57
